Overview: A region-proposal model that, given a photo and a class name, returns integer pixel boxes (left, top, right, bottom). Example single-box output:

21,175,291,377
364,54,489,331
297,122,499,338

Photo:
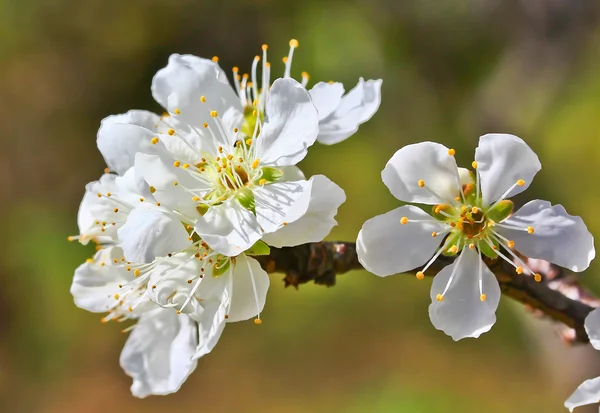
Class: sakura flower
357,134,595,340
565,308,600,411
101,43,348,256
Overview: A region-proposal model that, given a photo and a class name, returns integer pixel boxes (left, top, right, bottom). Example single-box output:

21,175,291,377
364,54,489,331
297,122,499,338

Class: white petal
262,175,345,247
71,247,131,312
194,199,262,256
227,255,270,322
474,133,541,206
120,309,198,398
585,308,600,351
279,165,306,181
118,207,191,263
381,142,461,204
309,82,345,121
428,248,501,341
114,167,156,205
254,180,311,235
316,78,382,145
77,174,121,244
151,54,241,147
194,270,231,359
148,253,207,320
97,111,164,175
135,153,204,218
256,78,319,166
356,205,445,276
497,200,595,272
565,376,600,412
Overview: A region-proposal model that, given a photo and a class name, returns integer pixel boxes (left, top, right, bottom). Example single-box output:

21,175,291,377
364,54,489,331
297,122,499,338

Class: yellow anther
448,148,456,156
173,161,181,167
527,226,535,234
203,122,208,128
468,243,475,250
174,108,181,115
461,205,467,212
139,197,144,202
176,310,181,315
151,137,159,145
265,62,271,68
262,44,268,51
282,56,288,63
246,138,253,145
173,181,178,186
515,267,523,275
233,127,239,133
104,167,110,173
114,294,120,300
134,269,140,277
517,179,525,186
211,56,219,62
156,202,161,206
100,262,106,266
455,196,461,201
252,159,260,169
472,161,478,169
227,154,233,160
289,39,299,48
507,240,515,248
113,208,119,213
416,271,425,280
254,318,263,325
471,207,479,214
192,196,200,201
254,55,260,61
232,67,239,73
242,73,249,79
86,258,94,263
301,71,309,79
167,129,175,135
210,111,218,117
282,222,288,226
200,95,206,102
418,180,425,188
431,232,437,237
436,294,444,302
126,267,131,271
67,236,75,242
480,294,487,302
400,216,409,224
448,245,458,254
534,273,542,282
182,163,190,169
128,306,133,312
252,109,258,117
149,186,156,193
215,156,220,162
252,99,258,107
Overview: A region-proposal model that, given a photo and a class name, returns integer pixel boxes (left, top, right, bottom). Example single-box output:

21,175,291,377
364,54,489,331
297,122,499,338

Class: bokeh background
2,0,600,411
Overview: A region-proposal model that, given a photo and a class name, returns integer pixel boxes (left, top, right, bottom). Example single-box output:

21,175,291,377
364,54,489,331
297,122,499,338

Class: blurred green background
2,0,600,411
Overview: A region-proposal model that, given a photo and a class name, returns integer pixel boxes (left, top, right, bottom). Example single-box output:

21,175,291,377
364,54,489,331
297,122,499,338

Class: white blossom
357,134,595,340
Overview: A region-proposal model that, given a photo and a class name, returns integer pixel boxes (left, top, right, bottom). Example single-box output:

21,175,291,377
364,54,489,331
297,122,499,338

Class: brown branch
256,242,600,345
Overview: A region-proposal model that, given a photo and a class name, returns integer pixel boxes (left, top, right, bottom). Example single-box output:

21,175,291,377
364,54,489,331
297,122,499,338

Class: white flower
357,134,595,340
565,308,600,411
100,45,349,256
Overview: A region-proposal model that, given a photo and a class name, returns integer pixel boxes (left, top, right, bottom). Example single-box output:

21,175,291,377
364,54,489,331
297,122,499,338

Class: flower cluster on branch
69,40,600,410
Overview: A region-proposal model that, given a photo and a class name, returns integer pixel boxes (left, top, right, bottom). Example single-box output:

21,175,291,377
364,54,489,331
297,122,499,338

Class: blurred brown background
2,0,600,411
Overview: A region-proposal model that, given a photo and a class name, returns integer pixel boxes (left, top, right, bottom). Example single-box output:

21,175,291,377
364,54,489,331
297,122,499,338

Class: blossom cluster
71,39,600,410
70,40,381,397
